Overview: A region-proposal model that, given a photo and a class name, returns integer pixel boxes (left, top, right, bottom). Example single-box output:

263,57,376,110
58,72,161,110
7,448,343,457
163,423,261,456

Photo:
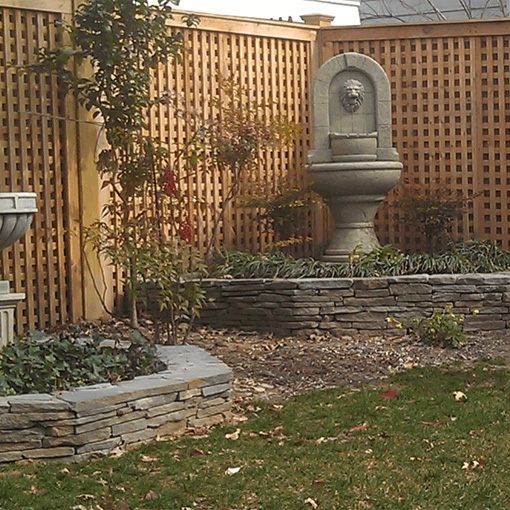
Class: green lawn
1,363,510,509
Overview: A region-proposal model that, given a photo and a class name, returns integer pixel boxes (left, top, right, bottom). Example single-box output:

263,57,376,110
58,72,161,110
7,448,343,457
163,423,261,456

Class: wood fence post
66,0,113,322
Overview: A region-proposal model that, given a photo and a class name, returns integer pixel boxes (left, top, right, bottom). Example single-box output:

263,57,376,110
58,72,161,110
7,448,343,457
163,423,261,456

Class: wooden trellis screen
319,20,510,252
158,15,318,255
2,0,510,331
0,2,77,332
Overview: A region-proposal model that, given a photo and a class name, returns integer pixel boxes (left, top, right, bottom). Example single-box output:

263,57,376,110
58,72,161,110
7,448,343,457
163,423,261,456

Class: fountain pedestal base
0,281,25,348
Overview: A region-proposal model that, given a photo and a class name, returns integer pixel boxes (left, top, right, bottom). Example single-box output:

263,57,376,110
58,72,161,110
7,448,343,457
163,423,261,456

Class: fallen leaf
304,497,319,508
270,404,283,411
77,494,95,501
421,420,444,427
140,455,159,463
189,448,205,457
225,429,241,440
60,467,71,474
29,485,39,495
380,391,399,399
144,490,159,501
462,459,485,470
453,391,467,402
312,480,325,486
225,467,242,476
349,422,368,433
117,502,130,509
273,425,284,436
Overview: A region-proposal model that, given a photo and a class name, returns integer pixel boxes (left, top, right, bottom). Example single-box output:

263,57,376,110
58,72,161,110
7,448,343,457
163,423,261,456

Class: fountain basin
330,133,378,162
308,162,402,198
0,192,37,251
308,162,402,262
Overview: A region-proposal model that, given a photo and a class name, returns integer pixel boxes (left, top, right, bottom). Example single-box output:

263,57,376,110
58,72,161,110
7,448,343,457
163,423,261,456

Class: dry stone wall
0,346,232,463
200,274,510,336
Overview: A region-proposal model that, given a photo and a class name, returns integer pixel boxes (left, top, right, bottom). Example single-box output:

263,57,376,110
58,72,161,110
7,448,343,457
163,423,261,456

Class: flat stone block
147,410,187,428
45,425,74,437
0,451,22,463
354,289,390,298
263,281,298,290
112,418,148,436
75,410,147,435
465,320,505,331
344,297,396,306
146,401,185,418
202,383,231,397
0,440,41,452
390,283,432,295
297,279,353,290
156,420,186,438
432,285,477,293
188,414,225,429
43,427,111,448
76,437,122,455
430,275,458,284
122,427,157,445
353,279,389,290
22,447,75,459
197,402,231,419
131,393,178,410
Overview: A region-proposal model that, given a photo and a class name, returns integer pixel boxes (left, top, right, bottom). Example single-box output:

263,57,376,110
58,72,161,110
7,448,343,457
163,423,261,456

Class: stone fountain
308,52,402,262
0,192,37,347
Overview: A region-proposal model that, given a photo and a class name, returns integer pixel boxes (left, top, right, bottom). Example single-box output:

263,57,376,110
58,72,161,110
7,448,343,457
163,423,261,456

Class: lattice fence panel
152,24,314,256
0,7,71,332
324,22,510,252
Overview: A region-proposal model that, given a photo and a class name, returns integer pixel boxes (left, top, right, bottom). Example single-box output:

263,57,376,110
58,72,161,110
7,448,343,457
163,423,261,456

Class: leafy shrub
394,180,479,254
209,240,510,279
388,304,474,348
0,331,161,396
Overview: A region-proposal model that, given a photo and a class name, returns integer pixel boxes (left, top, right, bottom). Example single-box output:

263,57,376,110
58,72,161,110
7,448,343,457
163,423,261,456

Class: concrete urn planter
308,53,402,262
0,192,37,251
0,192,37,347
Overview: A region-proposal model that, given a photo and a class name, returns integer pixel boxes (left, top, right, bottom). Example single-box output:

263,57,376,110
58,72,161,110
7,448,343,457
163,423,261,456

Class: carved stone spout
307,52,402,262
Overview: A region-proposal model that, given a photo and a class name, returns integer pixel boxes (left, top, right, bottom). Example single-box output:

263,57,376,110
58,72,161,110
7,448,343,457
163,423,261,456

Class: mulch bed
54,319,510,409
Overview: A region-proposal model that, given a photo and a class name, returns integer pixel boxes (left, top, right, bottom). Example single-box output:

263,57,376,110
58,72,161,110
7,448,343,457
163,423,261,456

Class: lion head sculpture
340,79,365,113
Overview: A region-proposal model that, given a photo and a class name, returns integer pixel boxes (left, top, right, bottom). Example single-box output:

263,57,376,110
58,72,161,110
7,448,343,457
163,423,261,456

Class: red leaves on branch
179,217,193,243
161,168,178,197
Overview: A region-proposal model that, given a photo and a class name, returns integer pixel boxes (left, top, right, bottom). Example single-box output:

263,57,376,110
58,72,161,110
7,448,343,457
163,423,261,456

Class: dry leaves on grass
453,391,468,401
304,497,319,508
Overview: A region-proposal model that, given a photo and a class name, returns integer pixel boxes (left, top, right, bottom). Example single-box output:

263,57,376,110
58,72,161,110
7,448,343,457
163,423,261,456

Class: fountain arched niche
308,52,402,262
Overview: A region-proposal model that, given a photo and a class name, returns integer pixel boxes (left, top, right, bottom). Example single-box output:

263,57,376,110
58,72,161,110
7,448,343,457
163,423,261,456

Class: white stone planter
0,192,37,251
0,192,37,346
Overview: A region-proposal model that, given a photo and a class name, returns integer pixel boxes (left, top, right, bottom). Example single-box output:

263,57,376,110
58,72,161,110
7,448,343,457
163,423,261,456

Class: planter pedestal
0,281,25,348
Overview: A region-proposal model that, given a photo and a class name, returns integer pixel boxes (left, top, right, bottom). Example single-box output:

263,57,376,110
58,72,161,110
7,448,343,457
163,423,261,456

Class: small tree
29,0,199,329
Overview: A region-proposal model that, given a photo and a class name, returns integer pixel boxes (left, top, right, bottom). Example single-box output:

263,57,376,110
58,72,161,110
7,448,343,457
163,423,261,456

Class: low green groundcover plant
1,364,510,509
388,304,474,348
210,240,510,278
0,331,161,396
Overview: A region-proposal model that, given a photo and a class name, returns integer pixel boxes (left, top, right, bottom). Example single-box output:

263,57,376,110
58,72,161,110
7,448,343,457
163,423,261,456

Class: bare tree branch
424,0,447,20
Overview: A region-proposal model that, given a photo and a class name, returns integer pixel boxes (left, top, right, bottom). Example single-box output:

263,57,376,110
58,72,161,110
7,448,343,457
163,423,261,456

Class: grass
2,364,510,509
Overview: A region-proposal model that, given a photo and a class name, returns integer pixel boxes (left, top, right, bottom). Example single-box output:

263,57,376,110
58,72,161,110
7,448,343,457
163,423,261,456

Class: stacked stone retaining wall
200,274,510,336
0,346,232,463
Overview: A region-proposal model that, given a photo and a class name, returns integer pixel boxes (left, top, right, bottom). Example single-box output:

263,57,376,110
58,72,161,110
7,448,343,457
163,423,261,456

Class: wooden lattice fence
1,3,510,330
320,20,510,252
